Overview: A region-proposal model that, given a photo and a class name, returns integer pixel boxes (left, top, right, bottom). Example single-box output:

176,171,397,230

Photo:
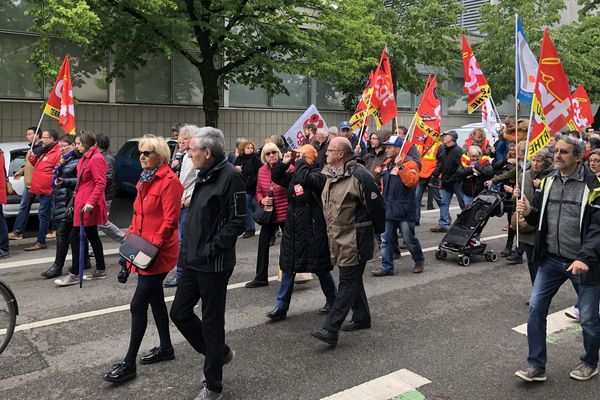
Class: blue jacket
381,156,420,221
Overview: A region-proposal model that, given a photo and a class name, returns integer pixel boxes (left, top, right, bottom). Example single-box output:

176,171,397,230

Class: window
173,52,203,105
446,78,468,114
396,88,413,110
0,33,42,98
316,81,344,110
116,55,171,104
272,73,308,108
228,82,269,107
0,0,35,32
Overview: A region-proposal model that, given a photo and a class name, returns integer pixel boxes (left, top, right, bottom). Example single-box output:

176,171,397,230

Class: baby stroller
435,189,505,266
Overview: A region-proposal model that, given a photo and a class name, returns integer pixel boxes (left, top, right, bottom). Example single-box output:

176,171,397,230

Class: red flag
410,75,441,152
44,55,76,134
350,72,378,131
371,48,397,126
462,35,491,114
568,84,593,132
527,30,572,158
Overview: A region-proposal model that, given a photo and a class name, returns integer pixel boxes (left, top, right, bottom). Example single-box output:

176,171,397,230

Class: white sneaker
55,273,79,287
83,270,107,280
565,307,580,320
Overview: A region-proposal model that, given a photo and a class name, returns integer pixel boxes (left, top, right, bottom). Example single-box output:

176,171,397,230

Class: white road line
0,249,121,270
512,307,578,336
8,233,506,333
421,206,459,215
320,369,430,400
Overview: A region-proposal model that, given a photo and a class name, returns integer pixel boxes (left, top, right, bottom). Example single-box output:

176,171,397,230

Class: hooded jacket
321,157,386,267
381,155,420,221
52,151,82,223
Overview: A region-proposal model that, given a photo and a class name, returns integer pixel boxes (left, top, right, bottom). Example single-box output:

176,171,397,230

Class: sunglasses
138,150,156,158
265,151,278,156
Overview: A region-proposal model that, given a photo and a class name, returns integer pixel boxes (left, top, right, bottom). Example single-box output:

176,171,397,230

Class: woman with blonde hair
234,140,262,238
104,135,183,383
246,142,292,288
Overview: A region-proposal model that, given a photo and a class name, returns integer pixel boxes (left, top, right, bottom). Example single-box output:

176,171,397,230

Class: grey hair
557,134,584,157
467,145,482,157
192,127,225,157
178,124,197,139
316,128,328,138
235,137,247,146
327,126,339,137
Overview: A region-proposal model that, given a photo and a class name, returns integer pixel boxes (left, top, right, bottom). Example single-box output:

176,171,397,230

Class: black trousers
53,220,89,269
324,262,370,332
170,268,233,393
68,225,104,275
254,222,284,282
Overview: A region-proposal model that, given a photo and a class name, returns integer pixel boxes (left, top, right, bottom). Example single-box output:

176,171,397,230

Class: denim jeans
415,178,441,224
381,219,424,272
276,271,337,310
579,284,600,368
0,205,9,253
438,182,466,229
245,194,257,232
172,206,190,281
36,194,53,244
527,255,582,371
12,186,35,234
463,194,474,207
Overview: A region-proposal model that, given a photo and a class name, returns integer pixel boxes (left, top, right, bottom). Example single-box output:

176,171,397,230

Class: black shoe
372,268,394,277
500,246,513,257
41,264,63,279
266,307,287,321
311,328,338,346
341,321,372,332
139,346,175,365
507,253,524,264
430,226,448,233
103,362,136,383
245,279,268,288
318,304,332,315
0,250,9,259
241,230,255,239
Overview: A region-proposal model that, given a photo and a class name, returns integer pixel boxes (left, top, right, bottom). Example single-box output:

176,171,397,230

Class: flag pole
514,13,520,244
397,113,417,162
30,112,45,151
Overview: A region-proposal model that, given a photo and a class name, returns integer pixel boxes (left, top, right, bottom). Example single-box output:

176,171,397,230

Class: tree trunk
201,71,221,128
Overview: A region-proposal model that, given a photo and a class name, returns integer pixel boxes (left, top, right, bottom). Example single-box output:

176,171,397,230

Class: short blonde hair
261,142,281,163
138,135,171,164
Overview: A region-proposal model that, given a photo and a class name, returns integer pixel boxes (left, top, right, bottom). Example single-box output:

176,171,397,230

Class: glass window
50,39,108,102
0,33,42,98
495,96,515,116
316,80,344,110
0,0,35,32
446,78,468,114
396,88,413,110
116,54,171,104
273,73,308,108
228,82,269,108
173,52,203,105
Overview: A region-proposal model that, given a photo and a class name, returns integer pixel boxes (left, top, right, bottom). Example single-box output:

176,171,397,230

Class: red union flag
462,35,491,114
44,55,76,134
350,71,379,131
568,84,593,132
527,30,571,159
410,75,441,153
370,48,397,126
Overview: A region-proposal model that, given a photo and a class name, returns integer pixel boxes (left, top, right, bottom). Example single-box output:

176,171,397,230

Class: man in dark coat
170,127,246,400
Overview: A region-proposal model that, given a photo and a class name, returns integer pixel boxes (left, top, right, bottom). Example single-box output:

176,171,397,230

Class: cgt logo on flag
44,55,76,134
462,35,491,114
568,85,593,132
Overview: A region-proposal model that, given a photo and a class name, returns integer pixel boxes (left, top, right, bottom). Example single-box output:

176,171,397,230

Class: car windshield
9,149,28,176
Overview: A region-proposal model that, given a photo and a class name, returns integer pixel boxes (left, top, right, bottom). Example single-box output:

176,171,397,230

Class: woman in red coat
55,131,108,286
0,149,9,258
104,135,183,383
245,142,293,288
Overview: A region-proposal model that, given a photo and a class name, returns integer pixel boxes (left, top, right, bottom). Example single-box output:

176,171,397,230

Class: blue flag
516,15,538,105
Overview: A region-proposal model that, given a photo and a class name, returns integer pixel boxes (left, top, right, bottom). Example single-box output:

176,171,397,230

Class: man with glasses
24,129,61,251
311,136,385,347
515,135,600,382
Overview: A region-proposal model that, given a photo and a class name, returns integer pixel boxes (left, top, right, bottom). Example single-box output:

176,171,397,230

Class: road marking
6,233,507,334
421,206,459,215
0,249,121,270
320,369,430,400
512,307,578,336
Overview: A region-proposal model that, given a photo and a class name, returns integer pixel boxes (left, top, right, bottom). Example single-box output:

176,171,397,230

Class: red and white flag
462,35,491,114
44,55,76,134
568,84,593,132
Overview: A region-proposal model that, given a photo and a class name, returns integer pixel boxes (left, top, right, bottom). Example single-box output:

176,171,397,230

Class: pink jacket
73,146,108,227
256,163,293,224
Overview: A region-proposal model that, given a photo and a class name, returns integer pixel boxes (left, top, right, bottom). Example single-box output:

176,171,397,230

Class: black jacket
456,160,494,197
179,158,247,273
102,151,117,201
234,152,262,195
271,160,333,274
53,153,81,223
525,164,600,285
438,144,463,190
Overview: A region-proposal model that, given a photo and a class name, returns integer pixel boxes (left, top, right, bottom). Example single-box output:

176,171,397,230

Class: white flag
283,104,328,149
481,99,498,141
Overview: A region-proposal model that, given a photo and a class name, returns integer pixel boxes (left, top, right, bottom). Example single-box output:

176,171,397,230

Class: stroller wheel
435,250,442,260
458,254,471,267
485,250,498,262
440,250,448,260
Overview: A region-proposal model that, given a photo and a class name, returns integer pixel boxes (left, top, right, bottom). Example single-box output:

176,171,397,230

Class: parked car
453,122,501,148
1,142,40,218
115,138,178,195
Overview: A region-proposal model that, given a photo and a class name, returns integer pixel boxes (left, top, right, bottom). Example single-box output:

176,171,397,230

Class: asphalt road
0,196,594,400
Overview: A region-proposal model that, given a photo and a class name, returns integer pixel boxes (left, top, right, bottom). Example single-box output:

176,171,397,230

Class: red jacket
73,146,108,227
0,150,7,205
29,143,62,196
256,163,292,224
127,163,183,276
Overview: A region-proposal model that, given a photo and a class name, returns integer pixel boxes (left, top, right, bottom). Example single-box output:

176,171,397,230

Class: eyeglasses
554,148,572,155
138,150,156,158
265,151,278,156
590,159,600,164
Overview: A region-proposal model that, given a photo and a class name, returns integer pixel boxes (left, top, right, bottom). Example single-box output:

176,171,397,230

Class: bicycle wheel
0,280,17,354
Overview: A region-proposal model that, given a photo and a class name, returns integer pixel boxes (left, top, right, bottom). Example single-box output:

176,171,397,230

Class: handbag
64,195,75,222
119,233,159,270
254,182,274,225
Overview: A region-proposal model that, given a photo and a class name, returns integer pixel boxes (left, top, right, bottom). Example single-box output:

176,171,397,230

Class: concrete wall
0,100,480,152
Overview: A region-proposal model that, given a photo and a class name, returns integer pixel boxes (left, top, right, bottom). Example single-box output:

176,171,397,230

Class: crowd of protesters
1,119,600,399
